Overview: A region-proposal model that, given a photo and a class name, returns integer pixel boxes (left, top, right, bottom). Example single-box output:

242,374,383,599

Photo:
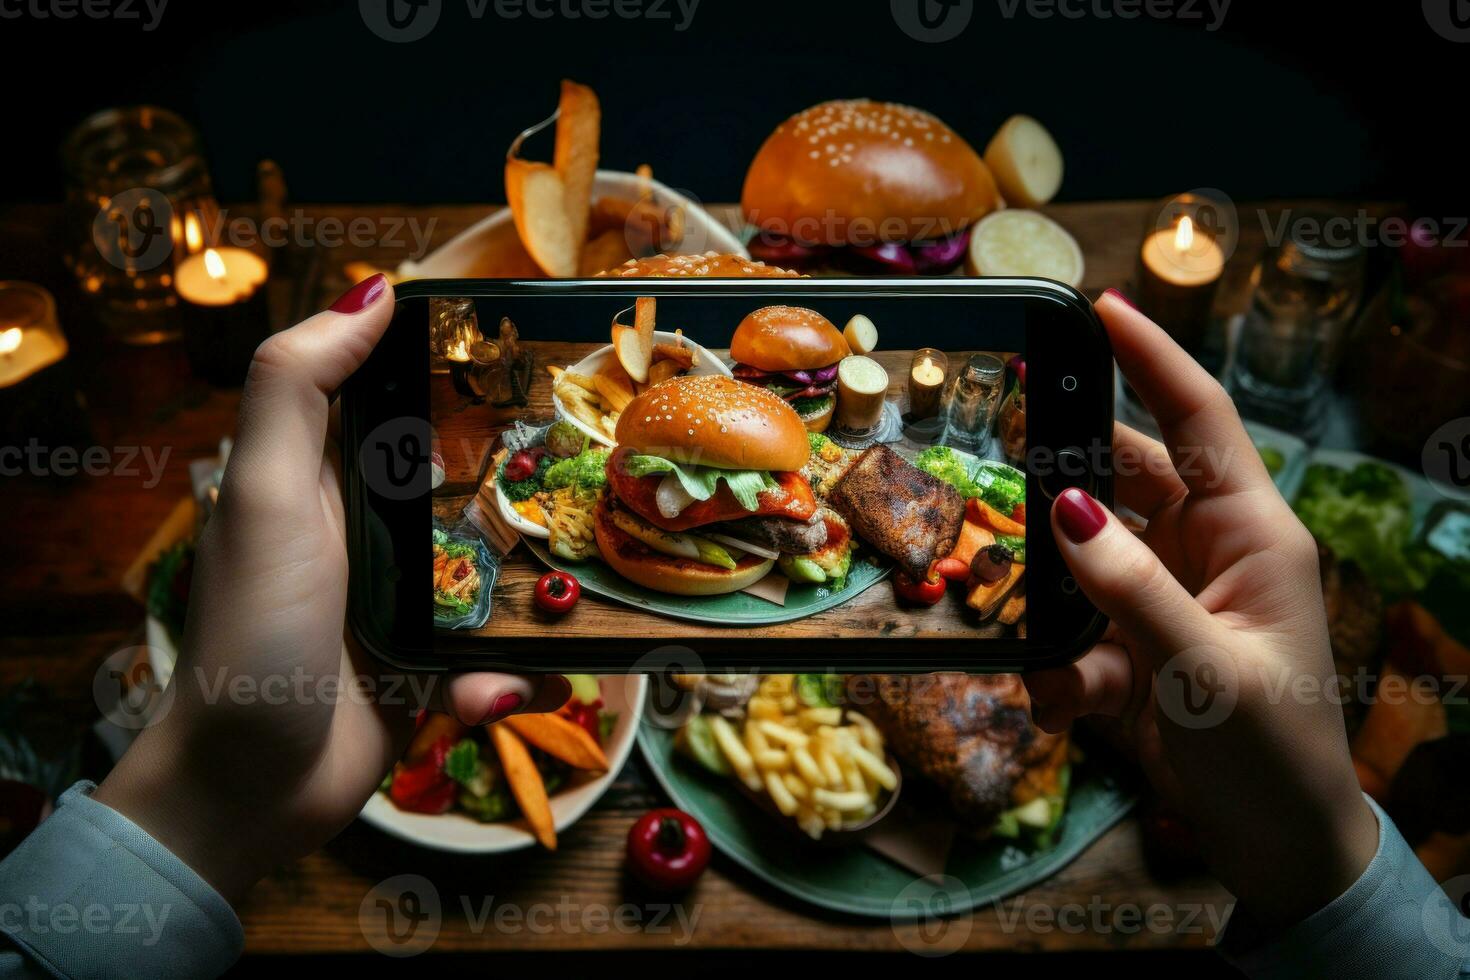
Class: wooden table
0,199,1392,958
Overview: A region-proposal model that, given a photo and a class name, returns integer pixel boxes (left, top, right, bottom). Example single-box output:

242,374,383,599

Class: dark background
1,0,1464,208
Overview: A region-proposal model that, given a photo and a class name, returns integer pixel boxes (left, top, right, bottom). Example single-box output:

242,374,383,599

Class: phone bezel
344,277,1113,673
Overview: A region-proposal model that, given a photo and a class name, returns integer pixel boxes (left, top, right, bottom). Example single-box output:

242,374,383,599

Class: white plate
359,674,648,854
552,330,732,448
396,170,747,280
493,467,552,539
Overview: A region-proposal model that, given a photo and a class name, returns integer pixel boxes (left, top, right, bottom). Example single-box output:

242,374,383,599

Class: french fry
503,712,608,772
813,788,872,812
505,158,577,278
646,358,684,387
652,343,694,370
593,372,635,413
559,370,600,393
553,80,601,272
547,364,565,382
489,724,557,850
709,715,760,791
849,743,899,791
578,228,634,276
792,745,827,788
765,770,799,816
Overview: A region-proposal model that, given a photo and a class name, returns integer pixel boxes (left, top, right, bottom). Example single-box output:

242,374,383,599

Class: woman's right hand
1024,290,1379,928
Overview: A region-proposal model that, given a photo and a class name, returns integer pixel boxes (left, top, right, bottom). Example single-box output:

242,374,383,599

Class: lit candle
1138,210,1226,357
908,348,948,421
175,246,270,385
0,283,68,389
0,281,88,450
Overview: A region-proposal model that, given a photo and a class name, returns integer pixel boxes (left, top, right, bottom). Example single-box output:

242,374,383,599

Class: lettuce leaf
623,454,779,511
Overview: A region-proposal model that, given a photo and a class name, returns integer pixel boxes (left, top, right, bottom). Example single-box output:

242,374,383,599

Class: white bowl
552,330,732,448
397,170,746,280
494,475,551,539
359,674,647,854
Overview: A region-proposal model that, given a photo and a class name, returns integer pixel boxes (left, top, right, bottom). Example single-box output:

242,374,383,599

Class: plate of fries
695,676,901,842
550,328,731,447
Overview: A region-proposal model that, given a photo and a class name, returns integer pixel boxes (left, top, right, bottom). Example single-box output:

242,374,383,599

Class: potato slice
505,158,577,278
984,114,1064,208
612,321,653,384
965,209,1084,287
554,80,601,269
843,314,878,355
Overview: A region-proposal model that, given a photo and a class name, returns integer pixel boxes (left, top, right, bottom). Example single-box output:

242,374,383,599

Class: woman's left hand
95,275,569,903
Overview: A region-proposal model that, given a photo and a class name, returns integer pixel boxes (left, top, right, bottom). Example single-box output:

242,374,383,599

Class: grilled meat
1319,543,1384,735
847,673,1066,829
717,513,828,554
828,444,965,580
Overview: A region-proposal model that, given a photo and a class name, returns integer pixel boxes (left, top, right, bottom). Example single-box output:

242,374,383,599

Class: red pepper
389,734,456,814
559,697,604,741
626,808,710,891
894,570,947,606
534,571,581,614
931,557,970,582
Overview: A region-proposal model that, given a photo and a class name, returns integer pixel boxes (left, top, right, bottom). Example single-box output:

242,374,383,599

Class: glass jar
941,353,1005,454
429,297,482,370
61,106,215,344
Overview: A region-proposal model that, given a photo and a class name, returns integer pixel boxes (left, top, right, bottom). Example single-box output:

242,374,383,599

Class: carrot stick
504,713,609,772
489,724,557,850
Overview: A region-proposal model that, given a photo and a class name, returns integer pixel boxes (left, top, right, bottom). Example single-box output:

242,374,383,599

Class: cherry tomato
534,571,581,614
894,570,947,606
626,808,710,891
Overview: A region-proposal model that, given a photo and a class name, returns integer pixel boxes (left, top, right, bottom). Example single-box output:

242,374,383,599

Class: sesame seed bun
730,305,850,373
614,374,809,472
596,251,803,278
742,100,999,245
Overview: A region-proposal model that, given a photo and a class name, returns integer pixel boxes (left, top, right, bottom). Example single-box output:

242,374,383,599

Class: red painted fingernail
484,692,523,724
1102,287,1137,311
329,273,387,314
1054,487,1108,543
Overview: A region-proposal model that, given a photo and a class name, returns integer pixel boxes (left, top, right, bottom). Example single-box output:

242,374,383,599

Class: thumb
225,275,393,510
1051,487,1218,665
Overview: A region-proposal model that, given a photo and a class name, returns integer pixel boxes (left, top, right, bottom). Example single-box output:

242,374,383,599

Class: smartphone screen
345,279,1111,672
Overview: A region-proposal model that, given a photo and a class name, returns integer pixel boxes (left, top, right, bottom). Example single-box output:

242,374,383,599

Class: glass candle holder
62,106,215,344
430,297,482,371
1136,192,1231,365
907,348,948,420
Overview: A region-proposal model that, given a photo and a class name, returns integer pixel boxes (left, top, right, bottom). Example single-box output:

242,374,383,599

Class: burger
595,251,802,279
728,305,850,432
596,374,850,596
742,100,999,275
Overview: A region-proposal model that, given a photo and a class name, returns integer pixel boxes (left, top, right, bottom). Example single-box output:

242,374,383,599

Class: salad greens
497,454,553,502
789,394,834,418
543,448,610,493
623,454,780,511
1293,462,1437,598
914,446,1025,514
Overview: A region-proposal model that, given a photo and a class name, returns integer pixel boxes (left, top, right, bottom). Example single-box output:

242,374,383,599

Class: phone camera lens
1061,375,1078,392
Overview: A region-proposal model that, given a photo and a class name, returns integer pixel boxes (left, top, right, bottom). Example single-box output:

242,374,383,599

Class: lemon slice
965,209,1084,287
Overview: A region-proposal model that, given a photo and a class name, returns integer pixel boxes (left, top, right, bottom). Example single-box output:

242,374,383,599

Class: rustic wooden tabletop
0,199,1392,955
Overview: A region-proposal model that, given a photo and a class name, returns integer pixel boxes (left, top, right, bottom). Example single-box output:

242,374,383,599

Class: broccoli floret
543,448,610,492
914,446,977,496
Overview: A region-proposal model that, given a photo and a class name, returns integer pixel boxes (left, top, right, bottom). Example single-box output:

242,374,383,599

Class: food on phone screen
983,114,1064,208
729,306,851,432
534,570,581,614
829,444,965,582
597,251,801,279
625,808,711,890
433,530,484,615
596,375,826,595
743,100,998,275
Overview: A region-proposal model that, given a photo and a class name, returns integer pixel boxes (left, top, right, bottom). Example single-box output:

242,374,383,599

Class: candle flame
1175,215,1195,251
921,356,934,372
0,327,20,355
204,248,227,280
185,213,203,252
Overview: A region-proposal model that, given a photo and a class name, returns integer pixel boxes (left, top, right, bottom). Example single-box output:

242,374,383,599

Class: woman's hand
1024,290,1378,927
94,275,569,903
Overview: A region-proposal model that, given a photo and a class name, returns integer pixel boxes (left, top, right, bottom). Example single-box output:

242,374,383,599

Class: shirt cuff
0,781,243,979
1218,794,1470,979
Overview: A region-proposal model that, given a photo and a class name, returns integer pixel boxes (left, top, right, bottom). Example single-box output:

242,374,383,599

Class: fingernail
1054,487,1108,543
1102,287,1137,311
329,273,387,314
483,692,524,724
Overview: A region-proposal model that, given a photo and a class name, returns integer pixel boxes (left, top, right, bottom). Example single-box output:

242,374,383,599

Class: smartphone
343,277,1113,673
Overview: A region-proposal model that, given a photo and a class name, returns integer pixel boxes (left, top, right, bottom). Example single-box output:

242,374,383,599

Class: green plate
523,539,891,626
638,722,1138,918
